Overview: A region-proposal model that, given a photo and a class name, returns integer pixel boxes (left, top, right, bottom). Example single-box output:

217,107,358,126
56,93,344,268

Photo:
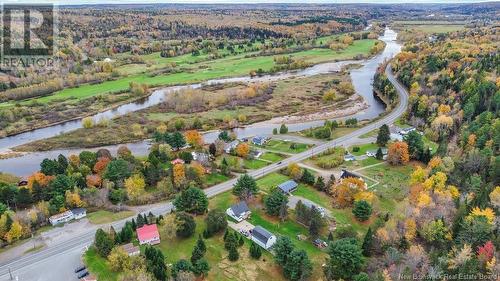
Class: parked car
239,229,249,237
313,239,328,249
77,270,89,279
74,265,86,273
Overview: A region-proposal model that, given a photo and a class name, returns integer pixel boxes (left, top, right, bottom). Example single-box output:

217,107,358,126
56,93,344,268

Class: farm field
0,39,378,107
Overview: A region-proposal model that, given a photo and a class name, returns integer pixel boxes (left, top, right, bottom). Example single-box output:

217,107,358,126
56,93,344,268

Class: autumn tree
184,130,204,148
235,143,250,158
387,141,410,165
173,164,186,187
125,174,146,202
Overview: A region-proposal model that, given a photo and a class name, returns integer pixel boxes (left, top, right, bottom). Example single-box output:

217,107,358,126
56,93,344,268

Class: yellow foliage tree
184,130,204,148
125,174,146,201
108,246,131,272
190,161,206,178
287,163,303,181
489,186,500,209
65,190,85,208
173,164,186,187
467,207,495,225
404,218,417,241
5,221,23,243
417,192,433,207
410,166,428,185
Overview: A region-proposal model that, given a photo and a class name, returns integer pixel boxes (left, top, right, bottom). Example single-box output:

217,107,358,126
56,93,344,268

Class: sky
0,0,496,4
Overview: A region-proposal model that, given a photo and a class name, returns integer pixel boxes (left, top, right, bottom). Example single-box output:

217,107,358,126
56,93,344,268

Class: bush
352,200,372,222
311,147,345,169
352,146,360,152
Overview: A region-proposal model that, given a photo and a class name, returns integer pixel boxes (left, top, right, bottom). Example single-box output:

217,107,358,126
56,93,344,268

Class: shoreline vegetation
0,36,382,139
0,36,383,141
12,62,377,153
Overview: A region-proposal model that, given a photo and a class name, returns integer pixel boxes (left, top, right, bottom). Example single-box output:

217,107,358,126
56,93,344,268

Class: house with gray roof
251,225,277,250
278,180,298,194
226,201,251,222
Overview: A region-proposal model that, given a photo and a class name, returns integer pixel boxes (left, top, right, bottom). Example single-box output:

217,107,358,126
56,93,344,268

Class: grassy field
1,39,377,107
84,247,119,281
393,21,465,33
258,139,312,154
204,173,231,187
87,210,135,225
243,158,269,170
260,152,286,162
350,143,380,156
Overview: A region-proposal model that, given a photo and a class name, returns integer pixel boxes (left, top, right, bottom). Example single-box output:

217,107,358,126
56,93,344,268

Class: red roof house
171,158,185,165
136,224,160,245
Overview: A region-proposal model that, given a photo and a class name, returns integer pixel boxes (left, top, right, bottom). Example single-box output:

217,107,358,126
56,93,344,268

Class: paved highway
0,65,408,281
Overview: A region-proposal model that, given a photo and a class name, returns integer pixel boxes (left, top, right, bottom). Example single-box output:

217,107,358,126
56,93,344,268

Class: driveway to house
0,65,408,281
228,220,255,234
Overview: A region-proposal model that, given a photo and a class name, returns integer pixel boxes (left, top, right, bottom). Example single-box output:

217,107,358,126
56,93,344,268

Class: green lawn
204,173,230,187
350,143,380,156
259,152,286,162
87,210,135,225
259,139,312,154
244,158,269,170
256,173,291,193
1,39,377,107
84,247,119,281
156,212,284,280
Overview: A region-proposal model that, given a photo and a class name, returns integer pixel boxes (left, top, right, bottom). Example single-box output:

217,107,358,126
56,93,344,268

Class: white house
71,208,87,220
49,210,74,226
226,201,251,222
251,225,277,250
224,140,239,154
137,224,161,245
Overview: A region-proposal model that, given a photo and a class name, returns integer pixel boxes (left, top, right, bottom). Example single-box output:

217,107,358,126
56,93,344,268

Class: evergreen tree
375,147,384,160
205,209,228,237
176,212,196,238
361,227,373,257
145,246,168,281
314,176,326,191
228,246,239,261
249,242,262,259
238,235,245,247
300,169,315,185
352,200,372,221
264,189,288,217
192,258,210,276
279,124,288,134
376,124,390,147
328,232,334,241
283,249,313,281
324,238,364,280
191,235,207,263
174,187,208,215
136,214,145,228
274,236,294,266
224,232,238,250
232,174,258,201
94,229,113,257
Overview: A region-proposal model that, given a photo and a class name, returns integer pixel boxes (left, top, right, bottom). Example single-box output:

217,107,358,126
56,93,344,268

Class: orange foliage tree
387,141,410,165
184,130,204,148
27,172,53,189
86,174,102,188
235,143,250,158
331,177,366,208
93,157,111,175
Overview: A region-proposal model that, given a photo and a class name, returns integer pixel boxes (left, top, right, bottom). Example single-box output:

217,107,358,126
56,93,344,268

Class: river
0,28,401,176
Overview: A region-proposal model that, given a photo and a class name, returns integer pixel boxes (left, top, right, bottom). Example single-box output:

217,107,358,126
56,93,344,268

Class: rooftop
252,225,273,244
230,201,250,217
278,180,298,193
137,224,159,242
